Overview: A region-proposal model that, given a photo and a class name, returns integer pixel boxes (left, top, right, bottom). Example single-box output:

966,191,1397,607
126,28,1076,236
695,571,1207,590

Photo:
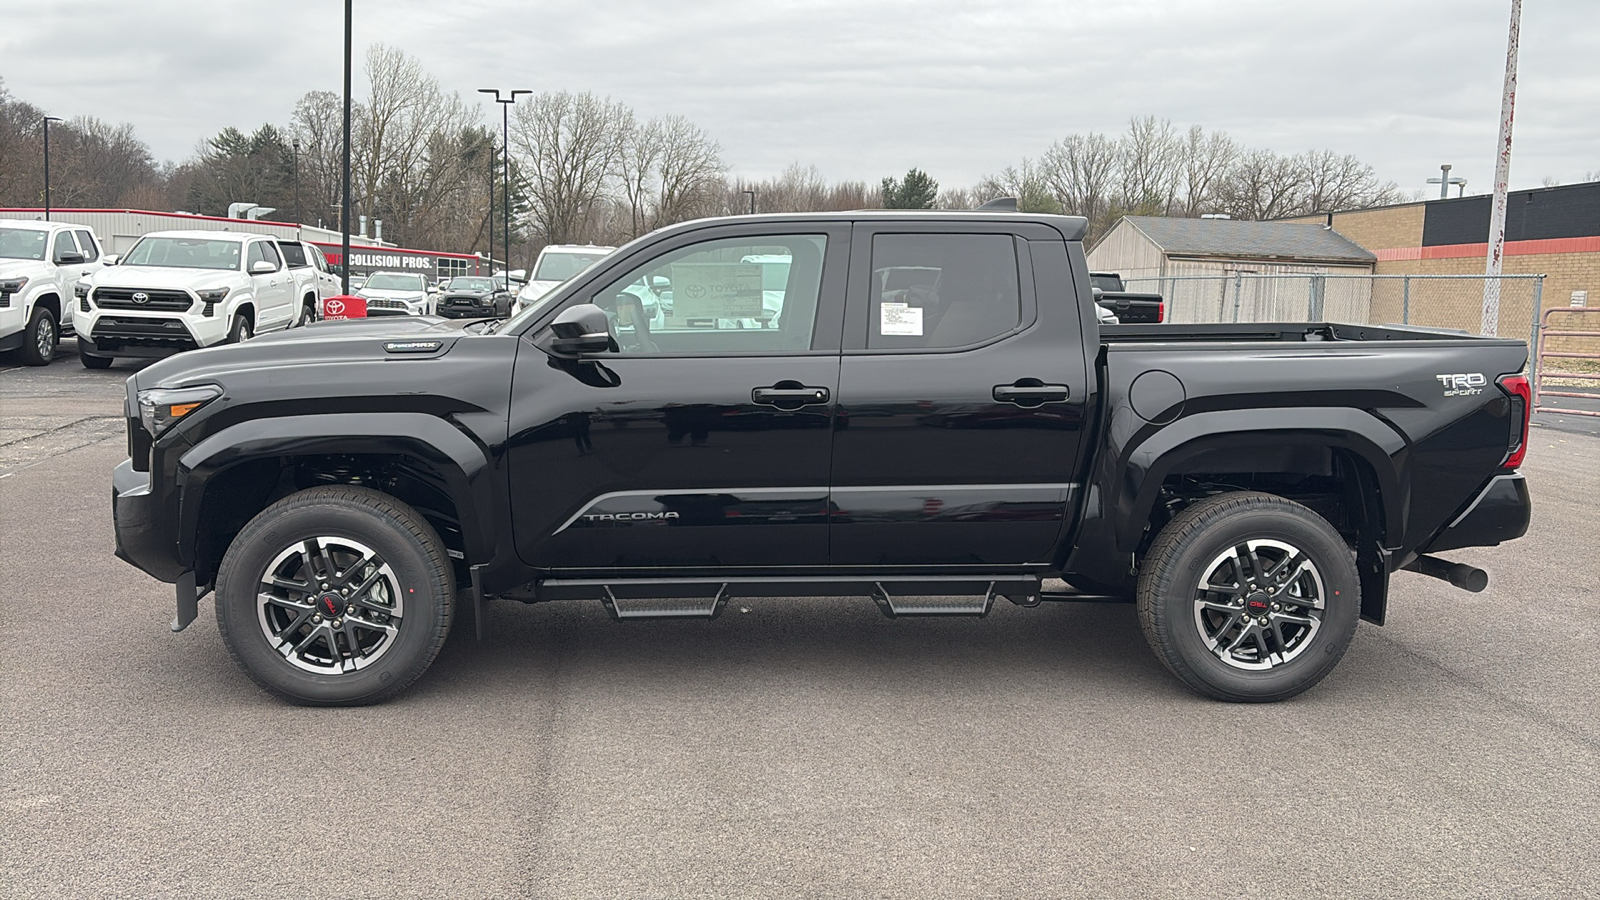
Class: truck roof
672,210,1090,241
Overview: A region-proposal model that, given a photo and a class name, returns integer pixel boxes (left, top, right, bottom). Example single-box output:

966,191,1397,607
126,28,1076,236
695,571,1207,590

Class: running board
537,575,1041,620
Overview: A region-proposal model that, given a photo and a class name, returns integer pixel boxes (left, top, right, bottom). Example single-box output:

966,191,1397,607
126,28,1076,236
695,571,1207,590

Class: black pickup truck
1091,271,1165,323
110,210,1533,705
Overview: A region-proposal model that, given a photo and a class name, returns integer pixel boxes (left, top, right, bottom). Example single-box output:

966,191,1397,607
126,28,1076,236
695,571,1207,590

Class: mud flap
172,571,198,633
1357,543,1390,626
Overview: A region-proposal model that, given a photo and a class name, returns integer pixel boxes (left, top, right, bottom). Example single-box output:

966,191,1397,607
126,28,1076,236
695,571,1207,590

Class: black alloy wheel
1137,491,1360,702
215,486,455,705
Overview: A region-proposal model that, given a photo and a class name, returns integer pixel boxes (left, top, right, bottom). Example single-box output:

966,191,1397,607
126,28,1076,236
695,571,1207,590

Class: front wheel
1137,492,1359,702
295,302,317,327
18,307,57,366
215,486,455,705
78,340,113,369
228,313,253,343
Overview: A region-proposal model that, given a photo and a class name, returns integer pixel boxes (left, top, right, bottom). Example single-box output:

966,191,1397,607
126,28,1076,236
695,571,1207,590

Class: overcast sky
3,0,1596,197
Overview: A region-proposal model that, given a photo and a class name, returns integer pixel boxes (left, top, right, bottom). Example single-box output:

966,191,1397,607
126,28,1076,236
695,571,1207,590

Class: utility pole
292,138,302,225
1482,0,1522,336
42,116,62,221
340,0,353,294
479,88,531,286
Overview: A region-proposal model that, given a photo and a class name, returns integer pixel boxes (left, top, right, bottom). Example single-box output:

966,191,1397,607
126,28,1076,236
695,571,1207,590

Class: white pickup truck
75,230,300,368
275,240,338,325
0,220,106,365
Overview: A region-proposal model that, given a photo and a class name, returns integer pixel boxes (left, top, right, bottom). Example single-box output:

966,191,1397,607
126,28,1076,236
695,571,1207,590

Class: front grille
94,287,194,311
367,298,409,310
93,317,196,349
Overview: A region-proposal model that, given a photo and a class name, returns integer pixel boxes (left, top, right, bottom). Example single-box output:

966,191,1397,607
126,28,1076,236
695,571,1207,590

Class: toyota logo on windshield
132,291,150,304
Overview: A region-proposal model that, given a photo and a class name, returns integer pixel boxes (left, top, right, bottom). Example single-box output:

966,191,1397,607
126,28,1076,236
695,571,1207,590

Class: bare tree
511,91,632,244
1216,149,1302,220
1117,116,1181,216
976,159,1063,214
1042,131,1118,232
1296,149,1401,213
650,115,725,228
1176,125,1236,218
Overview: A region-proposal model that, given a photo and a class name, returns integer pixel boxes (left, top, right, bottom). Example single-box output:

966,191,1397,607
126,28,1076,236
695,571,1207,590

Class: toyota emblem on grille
132,292,150,304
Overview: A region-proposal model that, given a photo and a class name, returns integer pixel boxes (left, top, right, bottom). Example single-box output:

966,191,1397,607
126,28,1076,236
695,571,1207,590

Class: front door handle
993,380,1070,407
752,381,830,409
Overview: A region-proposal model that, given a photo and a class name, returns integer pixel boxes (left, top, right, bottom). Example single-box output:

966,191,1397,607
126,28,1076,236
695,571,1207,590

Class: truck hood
0,259,53,282
131,315,469,389
91,265,239,293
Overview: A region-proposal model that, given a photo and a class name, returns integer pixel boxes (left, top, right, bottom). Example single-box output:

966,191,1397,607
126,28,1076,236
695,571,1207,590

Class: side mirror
104,254,120,266
249,260,277,275
544,303,616,356
56,251,86,265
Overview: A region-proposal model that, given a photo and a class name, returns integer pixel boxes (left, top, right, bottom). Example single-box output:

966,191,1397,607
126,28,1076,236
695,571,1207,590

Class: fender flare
1111,407,1408,551
175,412,496,571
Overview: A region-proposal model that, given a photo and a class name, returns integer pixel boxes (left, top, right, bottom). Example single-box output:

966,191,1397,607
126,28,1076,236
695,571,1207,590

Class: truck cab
0,220,106,365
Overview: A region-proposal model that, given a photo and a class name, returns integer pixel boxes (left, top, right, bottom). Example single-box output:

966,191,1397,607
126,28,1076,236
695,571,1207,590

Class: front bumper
1423,473,1532,553
112,458,185,583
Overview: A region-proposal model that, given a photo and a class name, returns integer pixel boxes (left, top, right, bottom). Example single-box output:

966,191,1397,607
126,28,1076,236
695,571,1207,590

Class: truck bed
1100,322,1496,344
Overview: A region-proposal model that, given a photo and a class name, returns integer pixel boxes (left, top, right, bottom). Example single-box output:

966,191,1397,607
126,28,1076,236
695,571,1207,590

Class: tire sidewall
230,314,252,343
1150,504,1359,701
217,499,449,704
22,308,56,365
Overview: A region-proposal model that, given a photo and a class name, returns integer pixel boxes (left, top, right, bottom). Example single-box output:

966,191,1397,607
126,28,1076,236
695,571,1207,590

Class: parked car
514,245,615,313
1090,271,1164,323
275,240,339,324
0,220,106,365
110,209,1533,706
74,230,298,368
356,271,434,317
435,275,513,319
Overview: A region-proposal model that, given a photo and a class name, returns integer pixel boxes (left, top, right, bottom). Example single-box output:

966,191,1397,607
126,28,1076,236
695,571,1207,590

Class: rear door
828,223,1091,567
507,223,849,571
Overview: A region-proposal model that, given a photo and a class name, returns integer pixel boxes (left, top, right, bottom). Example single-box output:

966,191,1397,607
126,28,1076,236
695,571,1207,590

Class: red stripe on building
1376,236,1600,261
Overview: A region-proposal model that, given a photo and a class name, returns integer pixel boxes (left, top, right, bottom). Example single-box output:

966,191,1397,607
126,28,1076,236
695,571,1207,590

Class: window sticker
880,301,923,336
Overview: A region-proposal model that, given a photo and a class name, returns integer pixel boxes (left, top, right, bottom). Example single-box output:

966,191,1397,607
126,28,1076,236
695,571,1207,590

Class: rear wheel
215,486,455,705
1137,491,1359,702
18,307,57,366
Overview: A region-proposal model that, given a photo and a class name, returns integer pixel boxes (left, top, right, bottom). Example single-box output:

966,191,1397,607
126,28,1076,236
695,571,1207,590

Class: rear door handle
993,380,1070,407
752,382,830,409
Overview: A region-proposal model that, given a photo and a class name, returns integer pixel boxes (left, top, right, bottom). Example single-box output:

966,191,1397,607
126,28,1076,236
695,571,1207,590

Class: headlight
196,287,230,303
137,385,222,437
0,276,27,295
74,282,91,299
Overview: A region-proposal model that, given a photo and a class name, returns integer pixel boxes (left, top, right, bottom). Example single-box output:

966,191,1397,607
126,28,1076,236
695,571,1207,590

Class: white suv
0,220,106,366
75,230,299,368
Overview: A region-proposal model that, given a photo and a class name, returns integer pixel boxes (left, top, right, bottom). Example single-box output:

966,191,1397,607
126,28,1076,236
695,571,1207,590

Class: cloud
3,0,1595,193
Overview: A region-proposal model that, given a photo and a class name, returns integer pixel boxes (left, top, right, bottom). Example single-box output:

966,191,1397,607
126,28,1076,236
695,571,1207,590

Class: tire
18,307,57,366
228,313,253,343
295,301,317,327
78,341,113,369
1136,491,1359,702
215,486,456,705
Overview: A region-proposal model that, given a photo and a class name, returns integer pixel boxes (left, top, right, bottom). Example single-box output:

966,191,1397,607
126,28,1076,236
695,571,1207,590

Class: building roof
1121,216,1377,263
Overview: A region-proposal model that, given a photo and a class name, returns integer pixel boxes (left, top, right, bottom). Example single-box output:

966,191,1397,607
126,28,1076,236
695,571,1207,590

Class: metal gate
1532,307,1600,418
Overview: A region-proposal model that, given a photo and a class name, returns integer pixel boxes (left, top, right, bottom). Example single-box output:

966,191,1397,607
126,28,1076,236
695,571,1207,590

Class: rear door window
72,230,100,262
279,242,309,268
866,233,1021,350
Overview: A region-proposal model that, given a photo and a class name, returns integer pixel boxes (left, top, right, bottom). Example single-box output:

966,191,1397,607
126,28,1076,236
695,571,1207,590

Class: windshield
0,228,49,261
534,252,608,282
362,272,426,292
123,237,243,270
449,277,495,292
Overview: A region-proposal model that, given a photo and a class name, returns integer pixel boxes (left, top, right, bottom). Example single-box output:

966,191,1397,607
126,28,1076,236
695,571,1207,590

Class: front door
828,224,1092,568
507,224,849,572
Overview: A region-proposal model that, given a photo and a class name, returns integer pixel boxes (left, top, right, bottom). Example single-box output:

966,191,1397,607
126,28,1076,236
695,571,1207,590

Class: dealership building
0,207,492,282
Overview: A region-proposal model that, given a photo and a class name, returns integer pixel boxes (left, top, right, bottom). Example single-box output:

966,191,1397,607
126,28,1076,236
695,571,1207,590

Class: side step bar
537,575,1046,620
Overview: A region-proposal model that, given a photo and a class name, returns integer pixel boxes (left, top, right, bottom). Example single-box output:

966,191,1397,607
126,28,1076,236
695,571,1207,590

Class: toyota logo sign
132,291,149,304
326,299,345,316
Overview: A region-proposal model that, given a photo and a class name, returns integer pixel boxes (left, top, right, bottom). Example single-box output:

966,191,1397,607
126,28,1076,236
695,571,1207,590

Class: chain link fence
1122,273,1547,346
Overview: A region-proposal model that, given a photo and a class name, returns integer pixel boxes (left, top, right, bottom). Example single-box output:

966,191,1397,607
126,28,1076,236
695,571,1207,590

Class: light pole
42,116,62,221
742,189,757,215
340,0,353,294
1427,163,1467,199
292,138,302,225
479,88,531,285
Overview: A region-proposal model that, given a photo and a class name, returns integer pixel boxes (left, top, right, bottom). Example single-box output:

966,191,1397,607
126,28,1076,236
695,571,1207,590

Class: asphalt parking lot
2,340,1597,899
